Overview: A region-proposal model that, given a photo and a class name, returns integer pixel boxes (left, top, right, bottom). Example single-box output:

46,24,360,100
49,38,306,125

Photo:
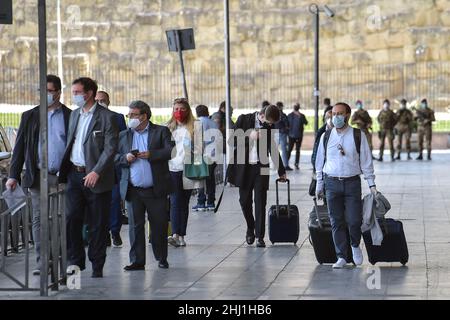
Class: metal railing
1,61,449,111
0,184,67,294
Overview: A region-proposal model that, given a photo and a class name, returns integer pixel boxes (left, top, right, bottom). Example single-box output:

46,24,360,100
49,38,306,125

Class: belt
72,165,86,173
129,184,153,190
324,174,360,182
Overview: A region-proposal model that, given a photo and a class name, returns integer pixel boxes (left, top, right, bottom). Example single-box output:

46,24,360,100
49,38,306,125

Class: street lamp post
308,3,334,135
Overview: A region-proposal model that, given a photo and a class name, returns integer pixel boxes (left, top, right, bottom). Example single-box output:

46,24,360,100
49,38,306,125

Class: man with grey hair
116,101,174,270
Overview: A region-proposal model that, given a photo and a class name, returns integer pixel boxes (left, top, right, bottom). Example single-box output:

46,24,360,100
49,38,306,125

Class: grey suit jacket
58,103,119,194
116,122,174,201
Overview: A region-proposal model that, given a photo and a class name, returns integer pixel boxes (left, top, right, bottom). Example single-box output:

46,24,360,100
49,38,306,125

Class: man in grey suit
58,77,119,278
116,101,174,270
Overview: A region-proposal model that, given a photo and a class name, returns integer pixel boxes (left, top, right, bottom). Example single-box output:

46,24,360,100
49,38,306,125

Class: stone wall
1,0,449,110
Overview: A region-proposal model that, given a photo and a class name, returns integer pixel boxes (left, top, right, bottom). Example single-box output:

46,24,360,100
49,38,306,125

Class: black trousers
128,186,168,265
66,169,112,272
238,165,268,239
288,136,303,165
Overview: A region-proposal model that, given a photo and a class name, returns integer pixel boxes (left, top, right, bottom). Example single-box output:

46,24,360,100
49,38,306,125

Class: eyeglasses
337,144,345,156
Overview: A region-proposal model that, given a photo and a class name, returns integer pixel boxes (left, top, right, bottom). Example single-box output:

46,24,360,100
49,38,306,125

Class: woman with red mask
167,98,203,247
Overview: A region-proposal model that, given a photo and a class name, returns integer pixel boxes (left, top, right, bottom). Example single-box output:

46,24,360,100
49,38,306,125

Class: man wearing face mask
315,103,376,269
414,98,435,160
377,99,397,162
395,99,414,160
351,100,374,155
58,77,118,278
116,101,174,270
6,75,71,276
94,90,127,247
227,103,286,248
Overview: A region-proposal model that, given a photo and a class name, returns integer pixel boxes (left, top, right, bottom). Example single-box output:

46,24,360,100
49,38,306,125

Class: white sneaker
332,258,347,269
168,236,180,247
352,246,364,265
179,238,186,247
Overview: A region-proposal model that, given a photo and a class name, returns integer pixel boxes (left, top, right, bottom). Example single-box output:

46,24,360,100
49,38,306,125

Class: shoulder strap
323,129,332,164
353,128,361,155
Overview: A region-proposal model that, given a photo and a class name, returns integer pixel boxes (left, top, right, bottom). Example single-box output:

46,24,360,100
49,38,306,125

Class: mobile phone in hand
130,149,139,156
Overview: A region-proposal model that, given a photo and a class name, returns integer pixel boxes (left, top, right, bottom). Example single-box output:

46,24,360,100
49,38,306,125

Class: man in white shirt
315,102,377,269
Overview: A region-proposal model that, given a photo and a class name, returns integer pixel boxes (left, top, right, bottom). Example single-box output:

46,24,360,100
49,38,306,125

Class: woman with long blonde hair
167,98,202,247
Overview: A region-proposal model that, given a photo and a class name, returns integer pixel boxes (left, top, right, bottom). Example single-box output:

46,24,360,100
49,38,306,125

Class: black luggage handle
275,178,291,218
313,197,323,229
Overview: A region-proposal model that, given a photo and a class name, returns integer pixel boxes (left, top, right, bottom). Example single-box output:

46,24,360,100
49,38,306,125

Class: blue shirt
129,124,154,188
38,106,67,173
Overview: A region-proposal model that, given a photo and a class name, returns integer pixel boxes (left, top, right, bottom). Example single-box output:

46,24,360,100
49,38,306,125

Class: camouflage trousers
379,129,395,158
418,125,432,154
396,126,412,153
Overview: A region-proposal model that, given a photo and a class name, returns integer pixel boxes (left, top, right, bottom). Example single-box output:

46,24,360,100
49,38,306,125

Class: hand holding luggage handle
275,178,291,218
312,197,324,229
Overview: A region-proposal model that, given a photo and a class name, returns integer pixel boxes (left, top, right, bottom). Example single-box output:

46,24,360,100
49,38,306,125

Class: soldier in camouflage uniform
351,100,374,157
415,98,435,160
377,99,397,162
395,99,414,160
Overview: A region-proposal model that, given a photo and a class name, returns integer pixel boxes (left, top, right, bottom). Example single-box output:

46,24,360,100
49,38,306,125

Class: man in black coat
228,104,286,248
6,74,71,275
116,101,174,270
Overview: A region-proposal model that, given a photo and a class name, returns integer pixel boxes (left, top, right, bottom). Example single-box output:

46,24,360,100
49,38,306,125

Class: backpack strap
353,128,361,155
322,129,332,180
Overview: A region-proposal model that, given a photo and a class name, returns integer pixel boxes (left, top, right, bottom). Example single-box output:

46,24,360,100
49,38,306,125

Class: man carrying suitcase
315,102,377,269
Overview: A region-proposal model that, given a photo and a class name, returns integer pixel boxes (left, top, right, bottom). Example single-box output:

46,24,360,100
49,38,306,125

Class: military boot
416,153,423,160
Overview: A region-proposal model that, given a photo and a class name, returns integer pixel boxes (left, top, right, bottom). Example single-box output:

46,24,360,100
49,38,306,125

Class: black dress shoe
124,263,145,271
256,239,266,248
246,234,255,245
91,270,103,278
295,164,299,170
285,166,293,171
158,260,169,269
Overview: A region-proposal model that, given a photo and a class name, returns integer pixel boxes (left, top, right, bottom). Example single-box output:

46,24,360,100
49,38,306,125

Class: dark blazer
58,104,119,194
115,122,174,201
227,112,285,190
9,104,71,188
113,111,127,132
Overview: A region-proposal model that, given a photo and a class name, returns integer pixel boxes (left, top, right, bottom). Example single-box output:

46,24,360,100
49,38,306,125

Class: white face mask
128,118,141,129
383,103,389,110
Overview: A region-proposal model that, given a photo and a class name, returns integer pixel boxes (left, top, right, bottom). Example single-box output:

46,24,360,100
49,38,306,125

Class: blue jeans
197,163,216,205
110,184,122,234
169,171,193,236
324,175,362,261
278,133,289,168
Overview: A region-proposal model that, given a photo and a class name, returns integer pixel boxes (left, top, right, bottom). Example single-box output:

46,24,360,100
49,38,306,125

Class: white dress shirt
249,112,262,164
70,104,97,167
315,126,375,192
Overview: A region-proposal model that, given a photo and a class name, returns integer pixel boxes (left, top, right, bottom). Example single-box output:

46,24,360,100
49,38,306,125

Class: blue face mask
73,94,86,108
47,93,54,106
356,103,362,109
421,103,427,109
332,115,346,129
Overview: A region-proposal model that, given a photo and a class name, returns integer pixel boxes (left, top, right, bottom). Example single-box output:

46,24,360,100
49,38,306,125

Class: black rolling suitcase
363,218,408,265
268,179,299,245
308,198,353,264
